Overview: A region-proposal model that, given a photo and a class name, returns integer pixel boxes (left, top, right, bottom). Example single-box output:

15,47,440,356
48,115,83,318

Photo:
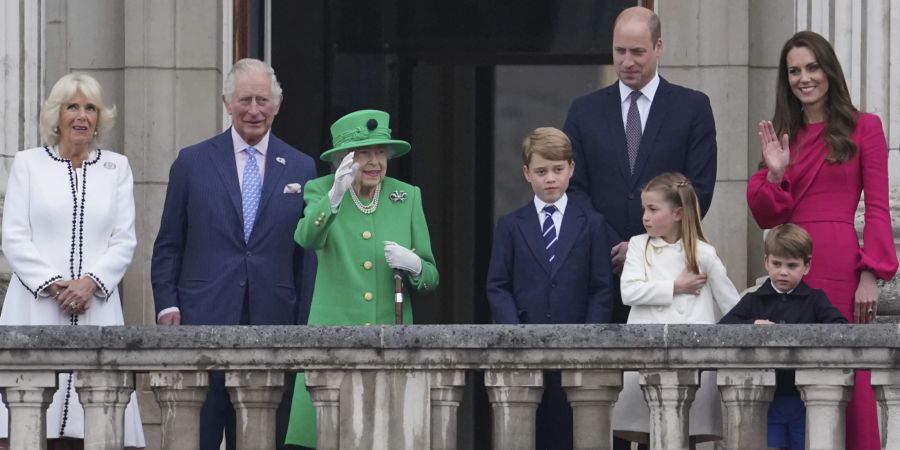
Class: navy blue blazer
563,77,717,242
151,130,317,325
486,200,613,324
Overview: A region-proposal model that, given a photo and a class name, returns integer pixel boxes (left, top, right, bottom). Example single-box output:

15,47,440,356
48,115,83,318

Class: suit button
546,314,551,319
363,261,373,270
246,251,252,256
239,280,246,287
628,193,635,199
364,292,373,302
551,283,557,288
362,231,372,240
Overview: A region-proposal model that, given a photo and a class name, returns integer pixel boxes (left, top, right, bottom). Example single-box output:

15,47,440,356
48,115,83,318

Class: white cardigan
0,146,143,443
621,233,739,324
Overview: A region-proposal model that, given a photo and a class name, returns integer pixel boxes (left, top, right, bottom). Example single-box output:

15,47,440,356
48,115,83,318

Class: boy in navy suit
487,127,613,449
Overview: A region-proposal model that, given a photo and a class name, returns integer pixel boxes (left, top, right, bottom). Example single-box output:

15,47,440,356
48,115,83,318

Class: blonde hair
40,73,116,148
643,172,708,273
765,223,813,264
521,127,572,165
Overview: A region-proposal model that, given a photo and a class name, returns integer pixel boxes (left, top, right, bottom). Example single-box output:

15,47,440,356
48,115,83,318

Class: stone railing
1,324,899,450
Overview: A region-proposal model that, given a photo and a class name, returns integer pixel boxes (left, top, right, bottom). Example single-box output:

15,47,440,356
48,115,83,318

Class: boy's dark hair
764,223,813,263
521,127,572,165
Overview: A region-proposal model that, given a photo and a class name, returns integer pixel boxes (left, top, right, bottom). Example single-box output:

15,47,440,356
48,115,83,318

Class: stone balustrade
0,324,899,450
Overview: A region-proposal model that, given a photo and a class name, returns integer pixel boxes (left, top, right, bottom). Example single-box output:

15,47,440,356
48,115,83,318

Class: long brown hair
642,172,709,274
773,31,858,163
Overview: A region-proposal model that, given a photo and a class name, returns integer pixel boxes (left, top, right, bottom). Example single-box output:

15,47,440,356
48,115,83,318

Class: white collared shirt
231,126,269,185
618,73,660,133
533,193,568,233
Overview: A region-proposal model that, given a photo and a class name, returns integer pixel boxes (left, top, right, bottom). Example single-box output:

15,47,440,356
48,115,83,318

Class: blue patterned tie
242,147,262,242
626,90,643,173
542,205,558,263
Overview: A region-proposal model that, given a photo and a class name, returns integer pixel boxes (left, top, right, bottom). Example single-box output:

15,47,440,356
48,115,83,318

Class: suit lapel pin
389,190,407,203
276,156,286,165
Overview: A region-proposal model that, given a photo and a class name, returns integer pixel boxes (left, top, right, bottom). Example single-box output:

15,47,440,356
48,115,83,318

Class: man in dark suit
487,127,612,449
564,6,717,322
151,58,317,450
563,7,717,450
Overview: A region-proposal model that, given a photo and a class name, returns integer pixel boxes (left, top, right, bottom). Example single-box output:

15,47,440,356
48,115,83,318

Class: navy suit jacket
563,77,717,242
151,130,317,325
486,200,613,324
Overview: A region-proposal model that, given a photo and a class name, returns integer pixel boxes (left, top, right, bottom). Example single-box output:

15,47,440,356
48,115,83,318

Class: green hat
319,109,411,162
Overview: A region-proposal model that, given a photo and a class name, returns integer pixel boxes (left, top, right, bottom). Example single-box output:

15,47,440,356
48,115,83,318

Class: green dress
285,175,439,447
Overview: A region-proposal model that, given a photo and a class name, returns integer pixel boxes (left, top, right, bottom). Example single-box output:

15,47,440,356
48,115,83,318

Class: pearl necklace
350,183,381,214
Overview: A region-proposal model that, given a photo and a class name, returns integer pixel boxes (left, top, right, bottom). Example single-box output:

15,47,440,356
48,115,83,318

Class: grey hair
222,58,283,105
40,73,116,148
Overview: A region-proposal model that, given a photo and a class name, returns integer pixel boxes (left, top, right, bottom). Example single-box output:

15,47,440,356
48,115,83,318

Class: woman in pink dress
748,31,898,450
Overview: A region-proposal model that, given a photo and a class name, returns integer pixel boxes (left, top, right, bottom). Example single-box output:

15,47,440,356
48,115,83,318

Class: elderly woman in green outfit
285,109,439,447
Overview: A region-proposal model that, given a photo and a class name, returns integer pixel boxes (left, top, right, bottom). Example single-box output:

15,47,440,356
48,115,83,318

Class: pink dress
747,113,898,450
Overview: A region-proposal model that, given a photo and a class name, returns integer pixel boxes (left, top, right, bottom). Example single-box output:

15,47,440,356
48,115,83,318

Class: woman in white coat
0,74,145,449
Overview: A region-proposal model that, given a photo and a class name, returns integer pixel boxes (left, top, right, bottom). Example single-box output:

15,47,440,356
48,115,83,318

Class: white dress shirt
618,73,660,133
533,193,568,232
232,126,269,184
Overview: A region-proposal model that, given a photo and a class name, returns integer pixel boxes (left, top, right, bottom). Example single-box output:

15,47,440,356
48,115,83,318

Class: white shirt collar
769,279,795,295
618,73,660,104
533,193,568,216
231,127,270,156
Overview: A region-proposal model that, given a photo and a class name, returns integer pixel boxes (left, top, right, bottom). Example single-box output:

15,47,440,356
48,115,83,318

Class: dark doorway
269,1,635,447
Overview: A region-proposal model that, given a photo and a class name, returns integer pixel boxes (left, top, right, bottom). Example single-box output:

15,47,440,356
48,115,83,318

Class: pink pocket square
283,183,302,194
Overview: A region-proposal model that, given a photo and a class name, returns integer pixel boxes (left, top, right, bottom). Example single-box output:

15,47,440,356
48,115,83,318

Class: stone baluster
429,370,467,450
73,370,134,450
148,371,209,450
0,371,57,450
225,370,284,450
716,369,775,450
639,369,698,450
795,369,854,450
305,370,346,450
561,369,623,450
484,370,544,450
871,369,900,450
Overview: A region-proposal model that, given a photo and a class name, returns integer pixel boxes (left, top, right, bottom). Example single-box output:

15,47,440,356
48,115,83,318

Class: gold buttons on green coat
363,261,373,270
364,292,373,301
362,231,372,240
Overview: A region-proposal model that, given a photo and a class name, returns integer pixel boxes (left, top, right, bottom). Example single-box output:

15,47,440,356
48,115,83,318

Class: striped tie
542,205,558,263
242,147,262,242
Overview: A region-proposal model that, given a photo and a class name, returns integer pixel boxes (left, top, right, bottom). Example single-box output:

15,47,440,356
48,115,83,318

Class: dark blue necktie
542,205,558,263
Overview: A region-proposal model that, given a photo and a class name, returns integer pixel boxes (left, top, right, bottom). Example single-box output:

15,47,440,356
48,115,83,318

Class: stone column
0,371,57,450
871,369,900,450
484,370,544,450
429,370,466,450
148,371,209,450
795,369,855,450
717,369,775,450
639,369,699,450
561,369,623,450
73,370,135,450
305,370,345,450
225,370,284,450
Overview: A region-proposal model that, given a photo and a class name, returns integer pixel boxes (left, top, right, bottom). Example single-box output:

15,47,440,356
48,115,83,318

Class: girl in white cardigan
612,172,740,447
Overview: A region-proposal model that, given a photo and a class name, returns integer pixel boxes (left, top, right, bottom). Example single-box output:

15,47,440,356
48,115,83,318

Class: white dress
0,147,145,446
612,234,740,443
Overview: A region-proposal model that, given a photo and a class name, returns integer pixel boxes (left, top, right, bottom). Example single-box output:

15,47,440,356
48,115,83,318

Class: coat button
246,251,252,256
362,231,372,240
628,193,635,199
363,261,373,270
239,280,246,287
364,292,373,301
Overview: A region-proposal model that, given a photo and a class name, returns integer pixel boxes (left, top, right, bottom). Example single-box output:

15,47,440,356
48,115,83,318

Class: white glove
328,152,359,212
384,241,422,276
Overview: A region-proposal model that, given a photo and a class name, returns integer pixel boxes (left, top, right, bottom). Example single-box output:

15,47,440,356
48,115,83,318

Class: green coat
286,175,438,446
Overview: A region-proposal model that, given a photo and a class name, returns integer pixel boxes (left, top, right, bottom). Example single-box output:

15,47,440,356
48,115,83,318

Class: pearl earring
93,130,98,137
53,126,59,133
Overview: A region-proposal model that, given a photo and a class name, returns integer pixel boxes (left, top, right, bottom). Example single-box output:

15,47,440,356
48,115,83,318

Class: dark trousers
198,287,252,450
536,371,573,450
